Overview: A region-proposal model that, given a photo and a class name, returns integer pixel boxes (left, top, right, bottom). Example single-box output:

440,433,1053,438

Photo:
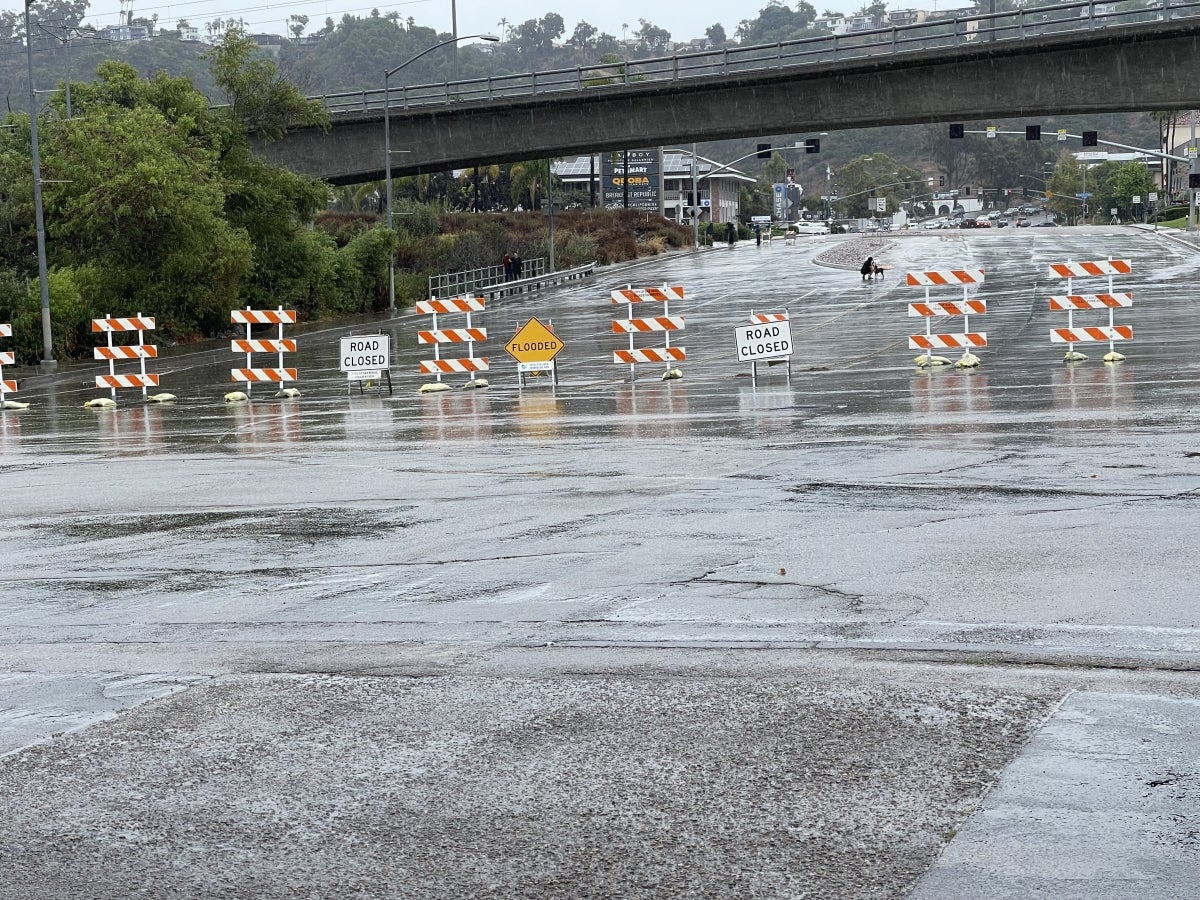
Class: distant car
1032,221,1058,227
1020,205,1036,215
1016,217,1031,227
975,218,992,228
959,218,977,228
987,211,1003,220
995,219,1009,227
1004,208,1021,217
790,221,830,235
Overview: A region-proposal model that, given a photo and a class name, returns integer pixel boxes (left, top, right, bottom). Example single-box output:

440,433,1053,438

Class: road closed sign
506,317,565,364
734,320,792,361
340,334,390,375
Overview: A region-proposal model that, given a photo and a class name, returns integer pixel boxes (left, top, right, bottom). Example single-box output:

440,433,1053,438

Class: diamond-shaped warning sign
505,317,565,364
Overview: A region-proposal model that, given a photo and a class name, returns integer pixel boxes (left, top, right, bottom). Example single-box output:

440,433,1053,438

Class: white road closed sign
339,335,390,373
734,321,792,361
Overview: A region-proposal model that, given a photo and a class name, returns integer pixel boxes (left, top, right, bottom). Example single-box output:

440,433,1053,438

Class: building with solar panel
551,150,755,226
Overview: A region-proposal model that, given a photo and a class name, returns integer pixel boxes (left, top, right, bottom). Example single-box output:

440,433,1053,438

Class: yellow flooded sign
506,317,565,364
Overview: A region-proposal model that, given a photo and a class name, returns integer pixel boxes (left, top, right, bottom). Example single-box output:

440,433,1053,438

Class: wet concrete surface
2,226,1199,896
911,690,1200,899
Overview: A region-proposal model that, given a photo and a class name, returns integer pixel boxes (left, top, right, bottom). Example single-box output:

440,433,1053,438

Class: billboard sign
601,149,661,212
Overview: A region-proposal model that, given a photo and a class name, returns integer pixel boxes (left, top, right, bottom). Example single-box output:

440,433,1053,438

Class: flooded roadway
2,225,1199,898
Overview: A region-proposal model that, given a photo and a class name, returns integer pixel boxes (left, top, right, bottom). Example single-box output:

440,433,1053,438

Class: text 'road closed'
734,321,793,362
339,335,391,372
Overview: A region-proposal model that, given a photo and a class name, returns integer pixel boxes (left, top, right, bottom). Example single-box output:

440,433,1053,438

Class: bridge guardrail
429,257,548,299
317,0,1200,117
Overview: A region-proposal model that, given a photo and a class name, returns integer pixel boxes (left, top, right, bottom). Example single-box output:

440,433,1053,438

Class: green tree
1113,160,1154,220
205,30,328,142
635,19,671,53
1046,156,1086,223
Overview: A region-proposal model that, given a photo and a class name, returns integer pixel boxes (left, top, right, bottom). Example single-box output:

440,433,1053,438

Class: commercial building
552,149,755,224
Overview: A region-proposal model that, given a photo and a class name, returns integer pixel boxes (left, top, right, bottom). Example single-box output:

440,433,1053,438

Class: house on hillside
814,15,851,34
100,23,150,41
887,9,929,27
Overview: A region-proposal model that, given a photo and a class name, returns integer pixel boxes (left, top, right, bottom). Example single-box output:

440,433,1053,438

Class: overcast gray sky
84,0,888,44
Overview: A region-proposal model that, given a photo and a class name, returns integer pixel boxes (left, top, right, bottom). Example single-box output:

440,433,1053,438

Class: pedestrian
726,222,736,245
706,222,714,245
502,252,513,281
755,224,762,246
860,256,875,282
512,252,523,280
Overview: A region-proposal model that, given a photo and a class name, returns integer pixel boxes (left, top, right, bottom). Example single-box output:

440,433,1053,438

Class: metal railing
317,0,1198,116
429,257,548,298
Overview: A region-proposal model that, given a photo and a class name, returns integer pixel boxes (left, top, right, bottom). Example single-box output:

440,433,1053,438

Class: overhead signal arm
955,128,1188,163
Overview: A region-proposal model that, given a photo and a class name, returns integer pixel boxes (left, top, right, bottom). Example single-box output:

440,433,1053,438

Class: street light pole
691,142,699,249
384,32,498,311
24,0,55,371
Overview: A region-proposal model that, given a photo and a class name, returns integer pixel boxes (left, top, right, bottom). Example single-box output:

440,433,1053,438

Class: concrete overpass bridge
254,1,1200,186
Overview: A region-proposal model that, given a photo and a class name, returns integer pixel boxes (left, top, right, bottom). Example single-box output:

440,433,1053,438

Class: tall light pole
25,0,55,371
691,142,699,248
384,32,498,311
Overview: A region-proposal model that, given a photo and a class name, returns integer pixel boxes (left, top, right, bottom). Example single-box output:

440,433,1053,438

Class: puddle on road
33,507,418,543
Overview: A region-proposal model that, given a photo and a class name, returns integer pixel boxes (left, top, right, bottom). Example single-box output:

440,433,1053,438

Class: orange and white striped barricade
231,306,297,393
904,268,987,367
92,314,160,399
0,323,16,403
415,295,488,388
737,309,791,382
611,284,685,380
1047,258,1133,362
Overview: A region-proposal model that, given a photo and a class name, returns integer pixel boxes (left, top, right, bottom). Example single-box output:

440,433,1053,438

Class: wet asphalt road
2,225,1199,898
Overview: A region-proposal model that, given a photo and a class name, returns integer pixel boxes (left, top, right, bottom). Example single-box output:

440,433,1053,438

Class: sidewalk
912,691,1200,899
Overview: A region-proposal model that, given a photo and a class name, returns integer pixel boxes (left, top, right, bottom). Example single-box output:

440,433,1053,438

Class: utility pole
25,0,55,371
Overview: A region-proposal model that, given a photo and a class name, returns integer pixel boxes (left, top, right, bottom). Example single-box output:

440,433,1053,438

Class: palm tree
621,22,628,43
509,162,541,210
497,18,509,41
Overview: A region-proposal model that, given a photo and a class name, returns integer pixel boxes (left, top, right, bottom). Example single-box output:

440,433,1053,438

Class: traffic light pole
960,130,1187,165
962,128,1189,227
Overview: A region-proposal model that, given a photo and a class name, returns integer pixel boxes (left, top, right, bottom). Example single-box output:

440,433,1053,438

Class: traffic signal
949,123,964,139
1026,125,1041,141
1082,131,1098,147
1190,173,1200,189
939,176,945,187
804,138,820,154
757,143,771,159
